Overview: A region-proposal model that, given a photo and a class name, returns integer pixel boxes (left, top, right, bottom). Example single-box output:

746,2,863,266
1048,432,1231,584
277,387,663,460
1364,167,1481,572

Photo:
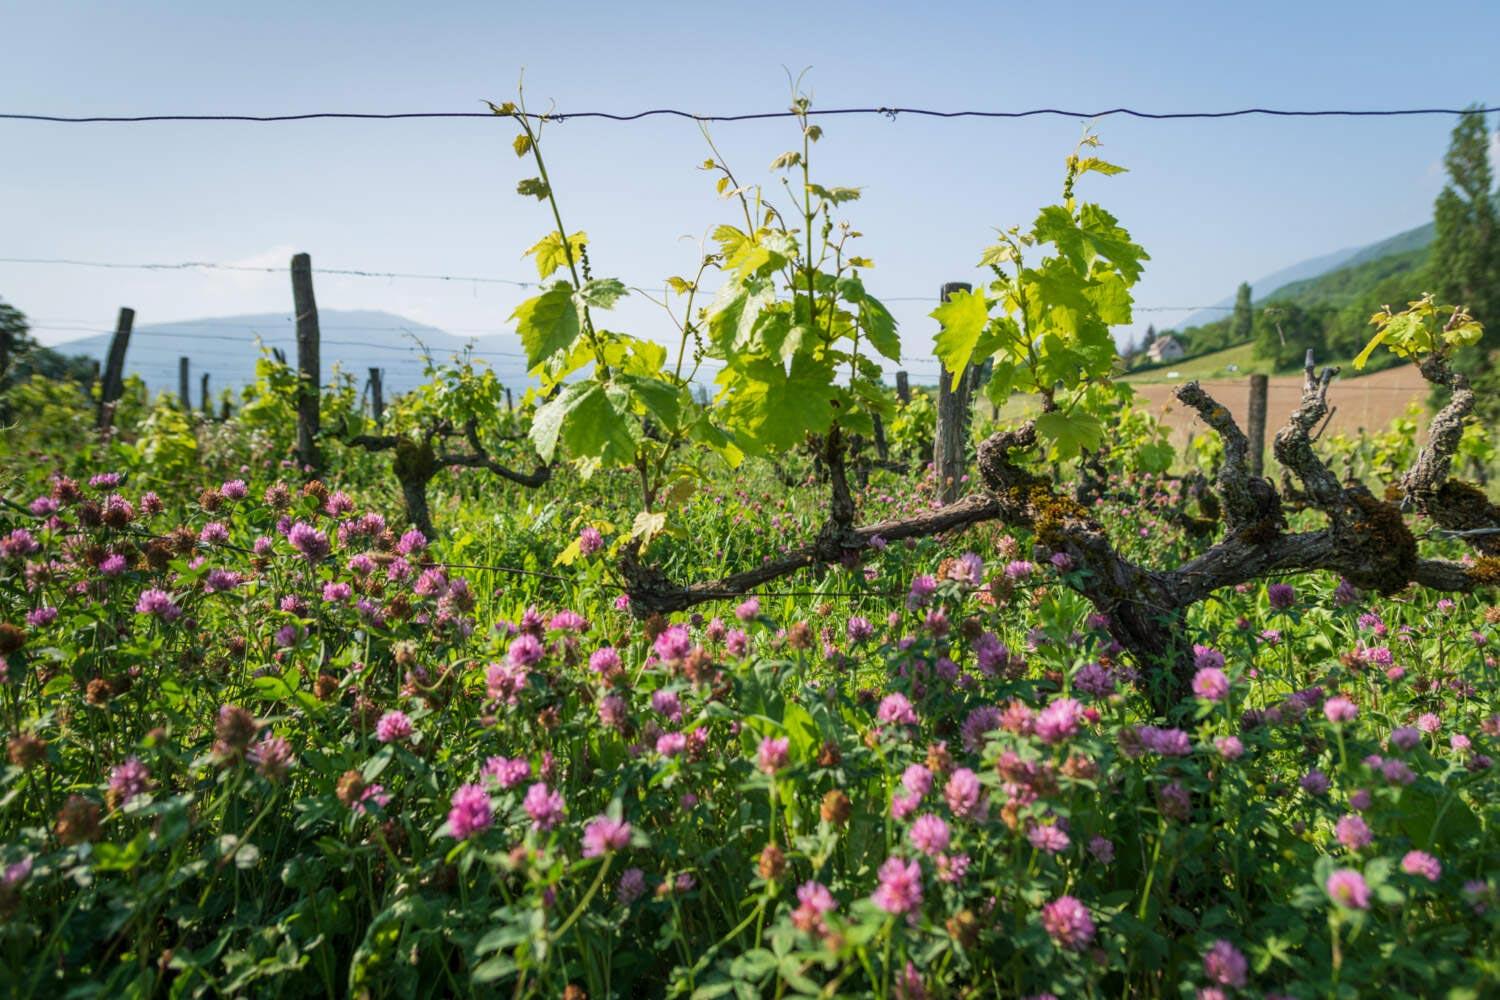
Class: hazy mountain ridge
1178,221,1437,328
51,310,532,401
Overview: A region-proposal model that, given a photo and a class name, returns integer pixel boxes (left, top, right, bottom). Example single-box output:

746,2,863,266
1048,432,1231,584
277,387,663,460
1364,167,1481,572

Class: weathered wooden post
200,373,211,416
290,253,320,475
97,307,134,428
368,367,384,425
895,371,910,405
178,357,191,411
934,283,974,503
872,412,889,461
505,387,514,413
1247,373,1269,478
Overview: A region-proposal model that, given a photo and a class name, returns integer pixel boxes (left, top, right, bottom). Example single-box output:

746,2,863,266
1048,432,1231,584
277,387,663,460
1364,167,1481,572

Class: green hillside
1152,239,1433,373
1122,342,1268,384
1265,245,1429,310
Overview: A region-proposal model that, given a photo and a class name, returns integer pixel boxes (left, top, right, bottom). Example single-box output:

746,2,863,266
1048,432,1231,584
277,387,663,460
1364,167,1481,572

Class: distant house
1146,335,1185,363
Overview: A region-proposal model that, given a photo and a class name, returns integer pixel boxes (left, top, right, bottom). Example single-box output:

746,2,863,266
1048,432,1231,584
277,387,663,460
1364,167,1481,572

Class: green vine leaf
1073,156,1127,177
511,283,580,371
807,183,861,204
1035,410,1104,459
1352,328,1390,370
576,278,628,310
707,279,776,356
525,231,588,281
716,355,836,454
515,177,551,201
838,277,901,363
531,381,640,468
931,288,991,388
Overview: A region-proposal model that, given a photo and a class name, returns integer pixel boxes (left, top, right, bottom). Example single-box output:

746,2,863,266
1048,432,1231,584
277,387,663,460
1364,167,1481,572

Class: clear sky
2,0,1495,386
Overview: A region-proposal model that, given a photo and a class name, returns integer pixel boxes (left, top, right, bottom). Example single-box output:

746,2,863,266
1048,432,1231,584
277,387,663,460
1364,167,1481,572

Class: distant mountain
49,310,532,403
1264,245,1430,311
1178,221,1436,329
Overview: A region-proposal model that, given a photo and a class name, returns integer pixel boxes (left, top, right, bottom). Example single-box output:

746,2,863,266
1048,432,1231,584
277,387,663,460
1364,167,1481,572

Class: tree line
1140,106,1499,395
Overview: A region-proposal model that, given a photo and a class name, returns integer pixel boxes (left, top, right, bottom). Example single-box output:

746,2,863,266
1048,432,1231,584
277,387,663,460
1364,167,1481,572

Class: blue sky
2,0,1495,386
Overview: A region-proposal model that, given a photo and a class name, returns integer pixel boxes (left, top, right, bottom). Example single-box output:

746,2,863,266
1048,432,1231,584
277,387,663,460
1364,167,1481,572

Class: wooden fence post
895,371,910,405
934,283,975,503
97,307,134,428
505,387,514,413
178,357,190,411
368,367,384,425
1247,373,1269,478
291,253,321,476
200,373,211,416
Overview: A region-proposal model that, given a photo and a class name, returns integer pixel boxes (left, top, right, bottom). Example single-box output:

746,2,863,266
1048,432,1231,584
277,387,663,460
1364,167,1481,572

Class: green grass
1120,343,1269,383
1120,342,1387,385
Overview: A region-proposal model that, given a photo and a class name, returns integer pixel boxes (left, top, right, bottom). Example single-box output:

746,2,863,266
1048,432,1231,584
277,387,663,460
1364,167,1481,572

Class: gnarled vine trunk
621,351,1498,716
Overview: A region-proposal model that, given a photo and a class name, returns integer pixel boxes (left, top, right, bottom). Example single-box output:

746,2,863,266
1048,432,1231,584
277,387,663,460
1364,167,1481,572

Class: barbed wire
2,104,1496,125
2,255,1235,313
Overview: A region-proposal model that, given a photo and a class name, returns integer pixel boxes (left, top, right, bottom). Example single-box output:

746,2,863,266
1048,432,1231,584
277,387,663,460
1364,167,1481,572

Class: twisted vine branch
623,348,1500,714
348,419,550,537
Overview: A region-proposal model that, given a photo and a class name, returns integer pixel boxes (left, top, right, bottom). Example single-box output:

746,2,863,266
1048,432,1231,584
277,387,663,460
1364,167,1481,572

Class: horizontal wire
2,256,1236,313
0,255,544,287
3,105,1496,125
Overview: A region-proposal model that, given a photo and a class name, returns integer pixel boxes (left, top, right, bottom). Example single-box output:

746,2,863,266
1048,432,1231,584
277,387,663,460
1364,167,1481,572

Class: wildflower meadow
2,99,1499,1000
3,414,1498,998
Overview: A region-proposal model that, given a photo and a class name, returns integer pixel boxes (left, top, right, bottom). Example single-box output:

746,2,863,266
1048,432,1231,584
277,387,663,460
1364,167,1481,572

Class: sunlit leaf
931,288,990,388
510,283,579,370
525,231,588,281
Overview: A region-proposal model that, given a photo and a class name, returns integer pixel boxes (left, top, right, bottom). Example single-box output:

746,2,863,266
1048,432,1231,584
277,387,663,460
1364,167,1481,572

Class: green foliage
1353,294,1484,369
701,96,895,457
0,372,97,454
3,457,1499,999
1431,108,1500,423
1252,302,1325,369
1432,108,1499,337
1159,245,1433,371
1231,282,1253,343
130,396,200,482
934,131,1148,458
233,349,302,457
885,390,935,464
498,87,910,528
495,91,732,530
0,298,95,414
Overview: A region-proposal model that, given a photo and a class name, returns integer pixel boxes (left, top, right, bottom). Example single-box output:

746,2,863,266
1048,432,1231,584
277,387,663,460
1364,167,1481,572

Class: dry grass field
1129,362,1430,451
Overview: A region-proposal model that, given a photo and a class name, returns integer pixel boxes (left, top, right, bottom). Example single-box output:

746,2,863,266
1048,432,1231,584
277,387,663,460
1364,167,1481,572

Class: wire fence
3,104,1496,125
1,255,1237,314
